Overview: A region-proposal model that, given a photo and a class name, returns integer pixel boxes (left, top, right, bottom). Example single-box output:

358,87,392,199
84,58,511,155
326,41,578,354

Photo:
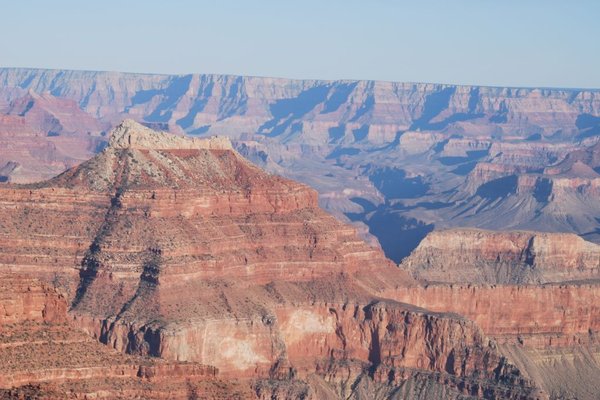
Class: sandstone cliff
0,273,243,399
0,121,553,399
2,68,600,260
401,229,600,284
392,228,600,399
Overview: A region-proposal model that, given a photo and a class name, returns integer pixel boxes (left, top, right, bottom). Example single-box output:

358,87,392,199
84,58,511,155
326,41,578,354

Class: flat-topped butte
109,119,233,151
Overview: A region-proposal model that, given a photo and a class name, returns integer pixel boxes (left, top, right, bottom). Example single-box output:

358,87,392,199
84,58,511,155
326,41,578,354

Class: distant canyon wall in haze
1,67,600,261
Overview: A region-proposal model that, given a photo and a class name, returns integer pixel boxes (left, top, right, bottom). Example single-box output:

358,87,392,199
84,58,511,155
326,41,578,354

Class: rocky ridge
0,121,556,399
401,229,600,284
2,68,600,260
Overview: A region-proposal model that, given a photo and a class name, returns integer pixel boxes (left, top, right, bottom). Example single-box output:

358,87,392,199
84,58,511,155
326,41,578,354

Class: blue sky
2,0,599,88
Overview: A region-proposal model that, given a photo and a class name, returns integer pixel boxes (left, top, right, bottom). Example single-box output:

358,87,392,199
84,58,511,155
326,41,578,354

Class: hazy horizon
3,65,600,91
1,0,599,89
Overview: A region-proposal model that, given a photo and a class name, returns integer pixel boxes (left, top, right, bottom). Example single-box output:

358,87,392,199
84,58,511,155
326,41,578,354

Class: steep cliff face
283,301,542,399
389,284,600,345
401,229,600,284
0,121,554,399
394,229,600,400
0,275,66,326
2,68,600,260
3,120,600,398
0,274,244,399
387,283,600,400
1,68,599,141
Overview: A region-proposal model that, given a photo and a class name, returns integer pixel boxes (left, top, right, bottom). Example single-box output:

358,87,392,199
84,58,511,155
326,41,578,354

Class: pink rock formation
0,90,106,183
401,228,600,284
0,120,598,399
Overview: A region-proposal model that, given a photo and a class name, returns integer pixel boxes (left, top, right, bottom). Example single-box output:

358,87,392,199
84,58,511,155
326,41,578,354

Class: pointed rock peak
108,119,233,151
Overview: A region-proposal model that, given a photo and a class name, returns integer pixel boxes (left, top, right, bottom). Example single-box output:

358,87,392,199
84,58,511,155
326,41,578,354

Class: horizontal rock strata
401,228,600,284
0,121,597,399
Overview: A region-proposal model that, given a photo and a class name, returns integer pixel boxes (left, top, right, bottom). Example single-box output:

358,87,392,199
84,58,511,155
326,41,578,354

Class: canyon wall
0,120,598,398
1,68,599,141
2,68,600,261
0,274,236,399
0,121,555,399
391,227,600,399
401,229,600,284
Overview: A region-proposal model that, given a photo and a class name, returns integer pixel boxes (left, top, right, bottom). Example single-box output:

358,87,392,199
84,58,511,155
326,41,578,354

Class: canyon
1,68,600,398
0,121,598,398
1,68,600,260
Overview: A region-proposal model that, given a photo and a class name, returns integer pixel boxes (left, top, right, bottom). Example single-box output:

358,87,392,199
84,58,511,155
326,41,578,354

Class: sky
1,0,599,89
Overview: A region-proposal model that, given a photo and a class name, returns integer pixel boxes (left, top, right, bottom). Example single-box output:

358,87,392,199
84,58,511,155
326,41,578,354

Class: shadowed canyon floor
0,121,599,398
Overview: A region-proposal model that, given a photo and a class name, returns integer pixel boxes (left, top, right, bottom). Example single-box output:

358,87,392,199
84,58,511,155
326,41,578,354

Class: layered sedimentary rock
0,121,555,399
498,343,600,400
388,284,600,345
387,283,600,400
281,301,542,399
1,68,599,141
0,89,106,183
2,67,600,260
447,140,600,239
1,278,542,399
0,274,246,399
58,121,408,377
390,227,600,399
401,229,600,284
3,121,600,398
0,275,66,326
396,228,600,345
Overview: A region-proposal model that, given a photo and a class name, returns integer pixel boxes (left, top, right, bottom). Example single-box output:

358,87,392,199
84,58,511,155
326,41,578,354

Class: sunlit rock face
2,68,600,260
2,78,600,397
0,121,550,399
401,228,600,284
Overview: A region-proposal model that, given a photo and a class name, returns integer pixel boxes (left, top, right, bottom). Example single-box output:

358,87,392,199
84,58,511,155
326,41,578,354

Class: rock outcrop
0,275,67,326
2,68,600,260
2,120,600,398
0,274,246,399
0,121,556,399
387,283,600,400
108,119,233,150
401,229,600,284
391,228,600,400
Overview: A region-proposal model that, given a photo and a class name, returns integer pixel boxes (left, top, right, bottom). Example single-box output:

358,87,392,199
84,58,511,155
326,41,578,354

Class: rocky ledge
0,121,598,399
401,228,600,284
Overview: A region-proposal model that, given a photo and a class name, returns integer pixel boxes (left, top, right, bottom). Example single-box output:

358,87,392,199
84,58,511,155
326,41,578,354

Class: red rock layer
394,229,600,399
0,274,252,399
0,91,106,183
280,301,542,399
0,275,66,326
2,68,600,250
0,120,596,398
401,228,600,284
387,283,600,348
